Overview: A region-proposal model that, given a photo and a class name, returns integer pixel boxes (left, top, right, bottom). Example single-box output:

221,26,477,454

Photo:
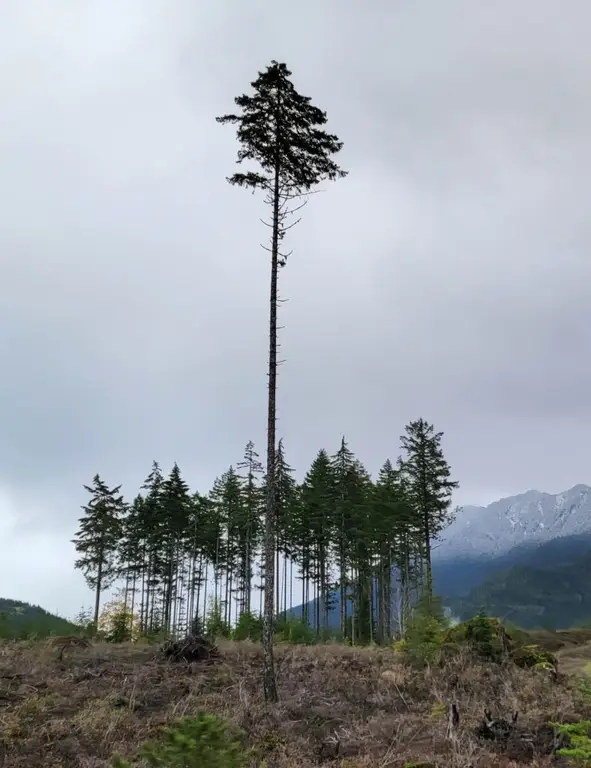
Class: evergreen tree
72,475,126,627
159,463,193,633
118,494,145,637
372,460,416,640
218,466,245,625
217,60,347,703
140,461,166,634
330,437,357,639
236,441,264,615
273,439,297,620
298,449,334,634
343,458,373,645
398,418,459,599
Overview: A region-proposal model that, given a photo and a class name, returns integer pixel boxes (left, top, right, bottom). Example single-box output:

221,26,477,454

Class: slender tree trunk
130,571,137,639
423,508,433,600
289,558,293,616
262,165,280,704
93,556,103,629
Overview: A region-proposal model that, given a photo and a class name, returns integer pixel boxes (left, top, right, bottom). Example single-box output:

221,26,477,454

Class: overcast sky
1,0,591,618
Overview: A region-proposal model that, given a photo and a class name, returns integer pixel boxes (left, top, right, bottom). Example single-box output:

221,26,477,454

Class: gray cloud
1,0,591,615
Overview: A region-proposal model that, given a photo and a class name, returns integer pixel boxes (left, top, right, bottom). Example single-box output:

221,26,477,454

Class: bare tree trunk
93,556,103,629
262,166,280,704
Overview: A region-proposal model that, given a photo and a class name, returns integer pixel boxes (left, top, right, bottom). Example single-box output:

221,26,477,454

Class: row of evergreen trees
72,418,458,645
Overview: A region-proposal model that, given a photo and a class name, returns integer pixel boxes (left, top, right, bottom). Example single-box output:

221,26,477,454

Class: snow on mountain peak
435,484,591,560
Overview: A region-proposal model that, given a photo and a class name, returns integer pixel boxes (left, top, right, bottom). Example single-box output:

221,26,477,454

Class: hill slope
0,598,78,639
450,552,591,629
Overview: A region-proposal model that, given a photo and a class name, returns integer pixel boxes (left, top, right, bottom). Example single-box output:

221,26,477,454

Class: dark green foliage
444,615,558,673
397,592,448,665
451,554,591,629
275,618,316,645
68,421,457,650
72,475,126,626
232,611,263,642
0,599,78,639
216,60,347,193
464,608,497,660
398,418,459,597
204,601,232,641
105,606,133,644
112,713,244,768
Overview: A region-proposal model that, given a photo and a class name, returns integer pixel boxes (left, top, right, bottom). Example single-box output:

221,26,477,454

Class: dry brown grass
0,637,587,767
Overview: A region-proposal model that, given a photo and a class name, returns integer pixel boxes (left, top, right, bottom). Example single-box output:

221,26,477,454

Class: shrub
204,601,232,641
552,721,591,764
399,593,447,665
232,612,263,642
112,713,244,768
275,618,316,645
464,608,496,659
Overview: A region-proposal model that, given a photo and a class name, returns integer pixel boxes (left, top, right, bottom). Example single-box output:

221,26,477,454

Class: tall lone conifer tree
217,61,347,702
72,475,126,628
398,418,459,600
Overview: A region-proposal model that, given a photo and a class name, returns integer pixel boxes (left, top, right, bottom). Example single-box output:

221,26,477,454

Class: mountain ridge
435,483,591,561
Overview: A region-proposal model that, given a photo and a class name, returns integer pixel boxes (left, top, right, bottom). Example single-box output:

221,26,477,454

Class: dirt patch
0,638,588,767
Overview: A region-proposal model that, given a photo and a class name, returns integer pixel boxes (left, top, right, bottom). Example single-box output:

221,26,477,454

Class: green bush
112,713,244,768
275,618,316,645
232,612,263,642
204,601,232,641
464,608,496,659
399,593,448,665
552,721,591,764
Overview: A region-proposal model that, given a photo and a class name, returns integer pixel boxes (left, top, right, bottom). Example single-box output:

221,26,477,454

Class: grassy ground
527,629,591,677
0,636,589,767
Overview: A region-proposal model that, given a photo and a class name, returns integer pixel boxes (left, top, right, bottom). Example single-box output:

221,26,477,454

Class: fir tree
236,441,264,615
217,61,347,703
398,419,459,599
159,463,193,633
273,439,297,620
372,460,416,640
330,437,357,638
140,461,166,634
72,475,126,627
298,449,334,634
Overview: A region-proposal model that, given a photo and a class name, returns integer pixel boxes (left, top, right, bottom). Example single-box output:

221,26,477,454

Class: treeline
72,418,458,645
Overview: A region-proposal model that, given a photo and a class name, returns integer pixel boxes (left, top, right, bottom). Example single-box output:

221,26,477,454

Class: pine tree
398,419,459,600
273,439,297,621
299,449,334,635
72,475,126,627
119,494,145,637
330,437,357,639
372,460,416,640
217,61,347,703
236,441,264,615
159,463,193,633
140,461,166,634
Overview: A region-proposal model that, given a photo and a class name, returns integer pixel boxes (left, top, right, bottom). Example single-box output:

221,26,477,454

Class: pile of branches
159,634,220,664
474,708,570,763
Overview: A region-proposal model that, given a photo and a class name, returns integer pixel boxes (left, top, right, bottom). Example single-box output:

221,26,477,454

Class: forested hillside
0,598,77,639
451,552,591,629
72,419,458,644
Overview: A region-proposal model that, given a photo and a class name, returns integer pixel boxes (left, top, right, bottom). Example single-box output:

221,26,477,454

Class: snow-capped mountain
435,484,591,560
